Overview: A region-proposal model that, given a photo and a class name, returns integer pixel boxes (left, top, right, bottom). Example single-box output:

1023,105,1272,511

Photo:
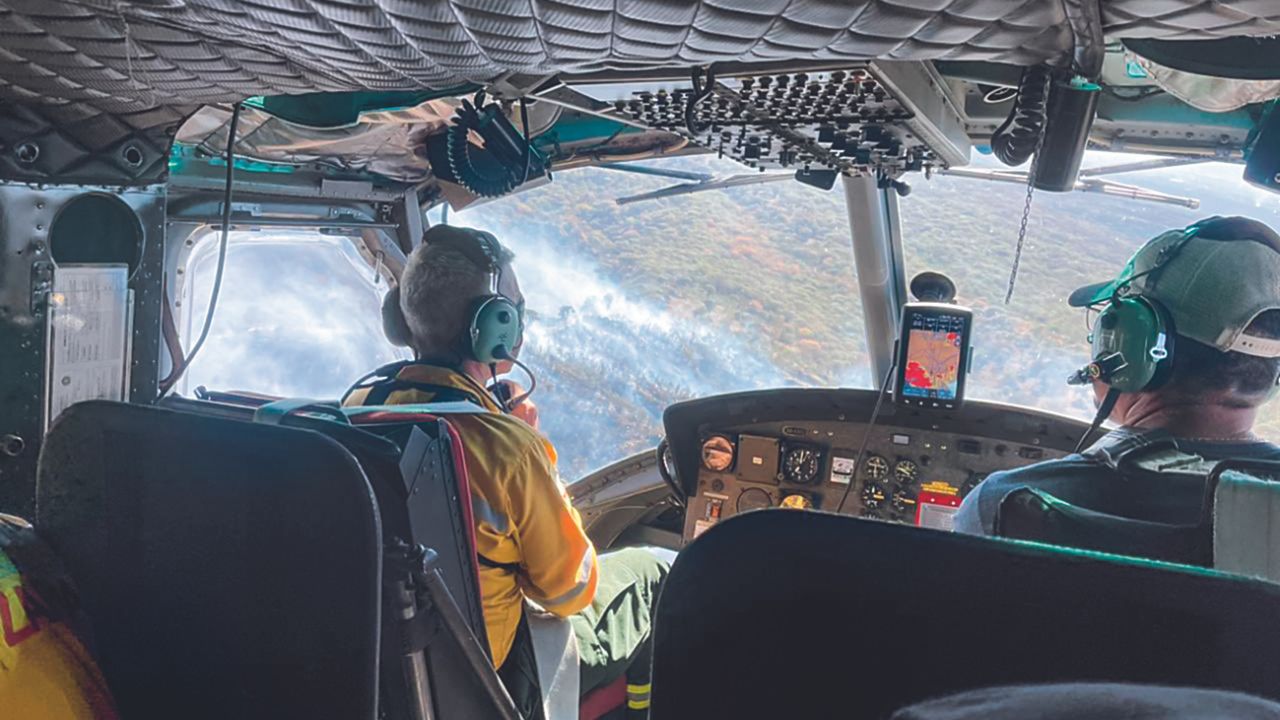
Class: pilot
956,216,1280,537
346,224,668,719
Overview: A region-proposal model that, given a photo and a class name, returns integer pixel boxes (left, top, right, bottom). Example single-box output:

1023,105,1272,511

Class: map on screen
901,313,966,400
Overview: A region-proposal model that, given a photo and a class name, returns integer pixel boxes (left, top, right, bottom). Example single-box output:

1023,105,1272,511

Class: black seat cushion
652,511,1280,719
36,401,381,720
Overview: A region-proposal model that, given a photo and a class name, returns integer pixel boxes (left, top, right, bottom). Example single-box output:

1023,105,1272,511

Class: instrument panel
663,389,1095,543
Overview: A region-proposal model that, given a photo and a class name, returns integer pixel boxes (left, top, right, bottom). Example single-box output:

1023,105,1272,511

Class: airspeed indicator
894,460,919,484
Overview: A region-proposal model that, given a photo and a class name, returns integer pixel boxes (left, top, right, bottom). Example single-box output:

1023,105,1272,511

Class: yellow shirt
345,365,599,667
0,518,118,719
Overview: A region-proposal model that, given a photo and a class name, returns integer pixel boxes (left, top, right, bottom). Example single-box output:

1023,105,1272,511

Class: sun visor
1130,53,1280,113
176,99,462,182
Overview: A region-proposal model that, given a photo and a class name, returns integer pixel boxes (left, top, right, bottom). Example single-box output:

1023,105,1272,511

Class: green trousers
499,547,670,719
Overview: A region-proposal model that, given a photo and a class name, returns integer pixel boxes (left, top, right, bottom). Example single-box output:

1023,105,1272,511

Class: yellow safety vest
0,516,118,719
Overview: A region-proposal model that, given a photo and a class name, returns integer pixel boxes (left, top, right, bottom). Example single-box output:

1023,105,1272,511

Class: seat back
995,487,1211,565
163,395,525,719
35,401,382,720
245,399,519,719
344,414,514,719
652,511,1280,720
348,412,488,642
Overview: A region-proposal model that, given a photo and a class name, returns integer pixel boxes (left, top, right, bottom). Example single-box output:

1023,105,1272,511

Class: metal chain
1004,120,1047,304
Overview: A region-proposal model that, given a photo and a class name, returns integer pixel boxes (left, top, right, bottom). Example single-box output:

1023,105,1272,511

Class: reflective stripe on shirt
472,494,511,534
542,545,596,608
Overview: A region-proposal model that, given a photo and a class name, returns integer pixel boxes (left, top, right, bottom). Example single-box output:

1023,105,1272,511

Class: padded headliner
3,1,1280,109
1,1,1278,181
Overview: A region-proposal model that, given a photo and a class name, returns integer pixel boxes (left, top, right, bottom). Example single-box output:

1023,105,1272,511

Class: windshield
450,160,869,476
182,152,1280,480
179,173,867,479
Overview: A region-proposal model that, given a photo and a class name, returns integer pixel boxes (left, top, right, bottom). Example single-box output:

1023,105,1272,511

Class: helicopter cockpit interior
4,2,1280,718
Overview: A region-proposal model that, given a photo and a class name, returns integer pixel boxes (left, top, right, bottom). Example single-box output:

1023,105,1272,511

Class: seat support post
391,573,438,720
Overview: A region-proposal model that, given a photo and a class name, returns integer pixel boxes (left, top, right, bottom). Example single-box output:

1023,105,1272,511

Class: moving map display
895,305,971,408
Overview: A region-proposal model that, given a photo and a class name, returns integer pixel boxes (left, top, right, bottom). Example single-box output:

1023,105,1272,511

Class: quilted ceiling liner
3,0,1280,111
0,0,1279,183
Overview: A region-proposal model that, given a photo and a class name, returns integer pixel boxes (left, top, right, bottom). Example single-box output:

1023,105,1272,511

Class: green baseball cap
1067,216,1280,358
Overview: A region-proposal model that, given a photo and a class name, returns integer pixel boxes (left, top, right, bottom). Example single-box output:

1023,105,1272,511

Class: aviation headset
1080,219,1280,398
436,228,525,365
1082,270,1182,395
356,227,529,410
382,227,524,365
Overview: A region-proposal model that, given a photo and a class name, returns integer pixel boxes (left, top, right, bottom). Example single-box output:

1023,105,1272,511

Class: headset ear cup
1091,296,1174,393
382,286,414,348
469,295,521,364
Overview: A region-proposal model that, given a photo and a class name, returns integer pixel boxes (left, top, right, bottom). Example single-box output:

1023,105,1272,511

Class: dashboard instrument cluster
664,389,1094,544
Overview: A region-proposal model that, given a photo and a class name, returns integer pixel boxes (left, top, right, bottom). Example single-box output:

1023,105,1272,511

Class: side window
179,230,407,397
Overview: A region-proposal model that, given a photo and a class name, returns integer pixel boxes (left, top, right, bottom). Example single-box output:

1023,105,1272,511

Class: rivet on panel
15,142,39,165
1,435,24,458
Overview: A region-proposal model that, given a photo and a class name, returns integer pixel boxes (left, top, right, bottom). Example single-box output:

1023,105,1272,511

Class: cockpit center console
664,389,1093,544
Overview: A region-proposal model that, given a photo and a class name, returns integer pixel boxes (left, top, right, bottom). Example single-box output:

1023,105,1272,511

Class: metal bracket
320,178,375,198
29,260,52,314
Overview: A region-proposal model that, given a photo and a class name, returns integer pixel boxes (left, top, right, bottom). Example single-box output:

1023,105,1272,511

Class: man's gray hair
399,235,514,358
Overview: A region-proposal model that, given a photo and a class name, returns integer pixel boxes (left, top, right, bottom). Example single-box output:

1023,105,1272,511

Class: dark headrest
652,510,1280,719
36,401,381,720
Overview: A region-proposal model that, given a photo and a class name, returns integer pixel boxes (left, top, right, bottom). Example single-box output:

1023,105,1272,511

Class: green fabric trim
996,534,1229,579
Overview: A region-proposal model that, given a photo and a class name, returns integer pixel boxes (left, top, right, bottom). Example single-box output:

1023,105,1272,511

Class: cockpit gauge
891,487,918,514
782,445,821,485
701,434,736,472
893,459,919,484
737,487,774,514
863,455,889,481
861,481,887,510
780,493,814,510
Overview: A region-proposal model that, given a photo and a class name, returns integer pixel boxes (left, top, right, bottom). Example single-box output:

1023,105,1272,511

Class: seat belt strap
355,376,488,409
476,553,521,574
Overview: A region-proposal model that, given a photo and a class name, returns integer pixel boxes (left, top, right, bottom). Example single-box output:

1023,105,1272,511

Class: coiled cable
991,64,1052,166
684,65,715,137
